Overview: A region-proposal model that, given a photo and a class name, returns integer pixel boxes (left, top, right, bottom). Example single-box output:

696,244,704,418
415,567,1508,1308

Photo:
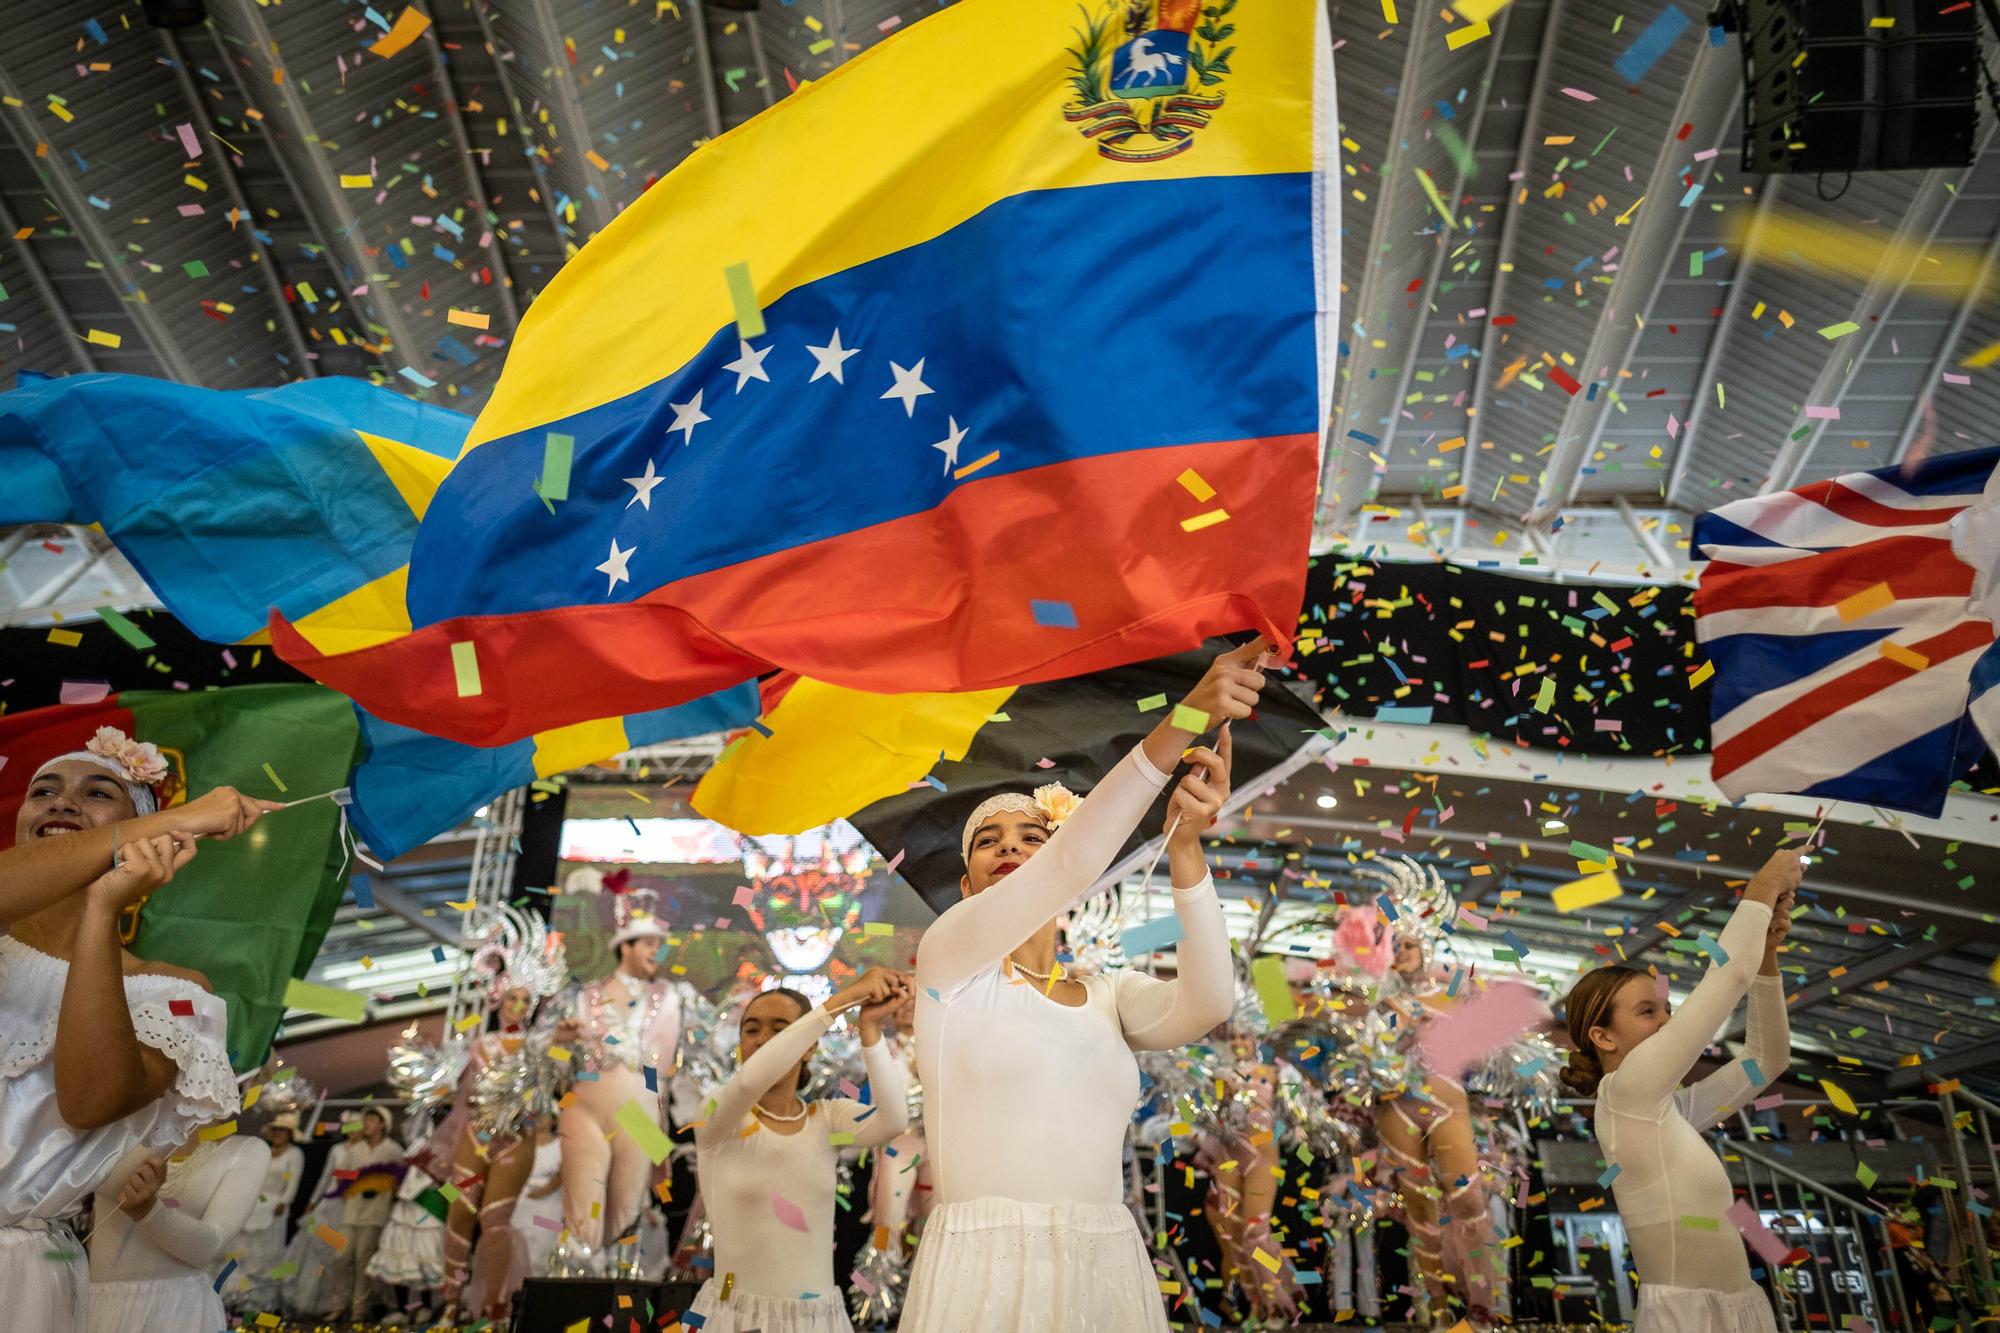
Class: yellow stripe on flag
533,715,633,778
464,3,1320,452
693,679,1014,835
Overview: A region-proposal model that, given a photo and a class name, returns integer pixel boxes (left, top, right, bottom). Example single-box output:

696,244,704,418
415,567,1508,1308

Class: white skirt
88,1271,223,1333
687,1276,854,1333
367,1215,444,1286
219,1215,288,1311
902,1197,1168,1333
1635,1282,1780,1333
1,1220,88,1332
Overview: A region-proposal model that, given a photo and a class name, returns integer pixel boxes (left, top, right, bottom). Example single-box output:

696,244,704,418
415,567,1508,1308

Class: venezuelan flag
274,0,1338,748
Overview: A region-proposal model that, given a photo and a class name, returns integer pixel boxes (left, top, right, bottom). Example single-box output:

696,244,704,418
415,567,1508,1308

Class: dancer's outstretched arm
919,642,1268,995
1680,901,1794,1127
695,969,903,1145
1601,850,1802,1116
829,1028,910,1151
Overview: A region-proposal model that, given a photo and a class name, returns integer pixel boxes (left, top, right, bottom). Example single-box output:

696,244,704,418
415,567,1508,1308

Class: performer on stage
556,886,683,1274
901,640,1262,1332
688,966,911,1333
218,1110,307,1315
308,1106,405,1323
88,1127,267,1333
0,733,269,1328
428,909,567,1322
1560,847,1801,1333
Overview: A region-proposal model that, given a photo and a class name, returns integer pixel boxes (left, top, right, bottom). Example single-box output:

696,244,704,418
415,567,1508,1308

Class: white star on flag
596,538,636,594
931,416,967,473
883,359,934,418
723,339,772,393
806,328,861,384
623,458,665,510
668,389,711,444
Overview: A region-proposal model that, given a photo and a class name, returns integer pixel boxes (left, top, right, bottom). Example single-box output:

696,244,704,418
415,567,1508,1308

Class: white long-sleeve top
235,1143,305,1233
693,1005,908,1299
1596,896,1791,1292
90,1135,267,1281
915,743,1235,1208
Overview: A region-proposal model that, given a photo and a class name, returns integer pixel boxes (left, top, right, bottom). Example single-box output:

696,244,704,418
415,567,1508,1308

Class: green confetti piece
182,259,208,278
1251,955,1297,1024
1414,165,1456,231
282,977,364,1022
1678,1214,1720,1231
1534,675,1557,712
615,1098,673,1164
261,761,289,794
1136,693,1170,712
723,260,765,339
538,432,574,503
809,36,835,54
1569,840,1611,862
1856,1161,1878,1190
1818,320,1861,340
415,1186,451,1222
267,1260,300,1280
1170,703,1211,733
450,640,482,697
95,606,155,650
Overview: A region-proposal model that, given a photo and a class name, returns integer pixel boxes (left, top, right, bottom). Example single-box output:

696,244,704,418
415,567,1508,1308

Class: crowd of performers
0,641,1820,1332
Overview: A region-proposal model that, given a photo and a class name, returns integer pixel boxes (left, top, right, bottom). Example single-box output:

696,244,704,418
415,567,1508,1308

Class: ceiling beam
1459,0,1566,510
416,21,525,330
209,0,430,382
0,190,95,375
1524,44,1741,523
364,882,464,948
0,67,199,383
1756,128,1996,494
1719,935,1959,1040
1891,217,2000,465
1316,2,1513,540
685,0,727,141
509,0,618,239
156,28,316,378
1887,1040,2000,1090
1665,175,1778,507
741,12,781,112
460,0,584,258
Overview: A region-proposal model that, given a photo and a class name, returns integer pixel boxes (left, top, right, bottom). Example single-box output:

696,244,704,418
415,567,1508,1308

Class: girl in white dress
1559,847,1802,1333
88,1128,268,1332
218,1111,307,1314
0,732,272,1328
902,641,1265,1332
688,966,911,1333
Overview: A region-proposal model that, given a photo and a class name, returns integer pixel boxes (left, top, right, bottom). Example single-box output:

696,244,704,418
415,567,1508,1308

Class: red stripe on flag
1793,478,1970,529
1711,620,1996,782
1695,536,1970,617
0,696,138,851
275,434,1318,748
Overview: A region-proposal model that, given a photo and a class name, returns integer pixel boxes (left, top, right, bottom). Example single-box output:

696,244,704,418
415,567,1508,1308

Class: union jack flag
1693,447,2000,817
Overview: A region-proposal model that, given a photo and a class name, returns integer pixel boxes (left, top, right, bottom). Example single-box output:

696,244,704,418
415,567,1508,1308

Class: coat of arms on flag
1065,0,1234,161
1693,447,2000,817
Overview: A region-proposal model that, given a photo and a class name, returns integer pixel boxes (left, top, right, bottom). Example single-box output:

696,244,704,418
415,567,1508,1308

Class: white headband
32,741,163,817
959,783,1081,863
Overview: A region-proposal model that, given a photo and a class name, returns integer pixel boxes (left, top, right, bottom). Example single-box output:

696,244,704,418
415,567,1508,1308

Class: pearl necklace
752,1100,808,1123
162,1138,218,1193
1009,957,1060,984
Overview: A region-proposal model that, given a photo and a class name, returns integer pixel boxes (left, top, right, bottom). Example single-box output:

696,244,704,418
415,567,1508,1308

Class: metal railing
1721,1138,1912,1333
1936,1085,1999,1303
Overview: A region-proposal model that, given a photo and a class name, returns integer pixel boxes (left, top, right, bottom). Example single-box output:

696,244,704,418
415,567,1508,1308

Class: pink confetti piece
732,884,756,909
884,848,905,875
1943,372,1971,385
770,1190,808,1232
1561,87,1598,101
59,679,112,705
176,122,202,157
1416,980,1548,1077
1804,405,1840,420
1727,1198,1793,1266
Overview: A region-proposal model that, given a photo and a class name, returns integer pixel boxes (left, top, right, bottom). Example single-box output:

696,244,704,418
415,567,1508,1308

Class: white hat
611,915,666,949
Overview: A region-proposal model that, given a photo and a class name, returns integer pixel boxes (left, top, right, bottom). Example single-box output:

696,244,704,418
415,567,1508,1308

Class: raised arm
137,1143,266,1267
1604,851,1803,1115
916,642,1269,995
1680,900,1795,1127
827,1030,911,1151
1116,732,1239,1049
695,1006,834,1147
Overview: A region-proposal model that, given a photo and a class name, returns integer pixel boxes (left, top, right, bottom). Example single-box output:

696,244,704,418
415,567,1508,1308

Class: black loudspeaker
141,0,208,27
1732,0,1979,172
511,1277,702,1331
511,784,569,895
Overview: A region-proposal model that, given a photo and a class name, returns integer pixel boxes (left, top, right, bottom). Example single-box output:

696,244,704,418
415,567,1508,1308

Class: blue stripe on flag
1703,628,1892,720
345,681,760,859
1795,715,1965,817
1867,446,2000,499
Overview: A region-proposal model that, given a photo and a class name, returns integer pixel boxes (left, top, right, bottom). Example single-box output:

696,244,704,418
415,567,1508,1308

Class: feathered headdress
1351,855,1457,953
469,903,570,1003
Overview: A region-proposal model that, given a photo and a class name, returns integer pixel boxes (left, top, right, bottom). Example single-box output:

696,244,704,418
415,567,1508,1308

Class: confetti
1030,599,1079,630
723,261,766,340
282,978,365,1023
770,1190,810,1231
1835,583,1894,622
450,641,482,697
1820,1078,1859,1115
367,6,433,59
614,1098,674,1164
1552,869,1622,913
1250,955,1297,1024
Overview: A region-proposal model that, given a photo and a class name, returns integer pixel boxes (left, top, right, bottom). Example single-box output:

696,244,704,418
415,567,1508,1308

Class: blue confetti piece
83,17,108,44
1743,1058,1764,1086
1697,933,1729,966
1709,23,1728,44
1294,1270,1322,1284
432,946,447,964
1501,929,1530,959
1614,4,1692,84
1598,1164,1623,1188
1375,704,1435,725
749,718,774,738
1030,599,1078,629
644,1065,658,1092
351,875,375,910
1119,915,1187,956
1376,892,1399,922
213,1258,237,1292
1346,429,1380,446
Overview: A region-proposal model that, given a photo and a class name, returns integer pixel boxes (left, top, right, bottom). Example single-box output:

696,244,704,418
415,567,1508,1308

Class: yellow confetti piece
615,1098,674,1164
723,261,765,340
1180,509,1231,532
450,640,482,697
1552,869,1622,914
1381,0,1398,21
585,149,610,171
447,308,491,330
1414,165,1457,230
548,1044,573,1063
1252,1246,1282,1273
1835,582,1893,622
953,450,1000,480
1454,0,1513,20
1820,1079,1858,1115
198,1119,238,1140
1171,703,1211,733
1879,642,1929,672
1251,955,1297,1024
1176,468,1216,502
1961,339,2000,369
338,174,373,189
1688,660,1714,689
1445,18,1491,47
1818,320,1861,341
282,977,365,1022
454,1014,482,1032
84,328,121,348
261,761,288,793
47,628,83,647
